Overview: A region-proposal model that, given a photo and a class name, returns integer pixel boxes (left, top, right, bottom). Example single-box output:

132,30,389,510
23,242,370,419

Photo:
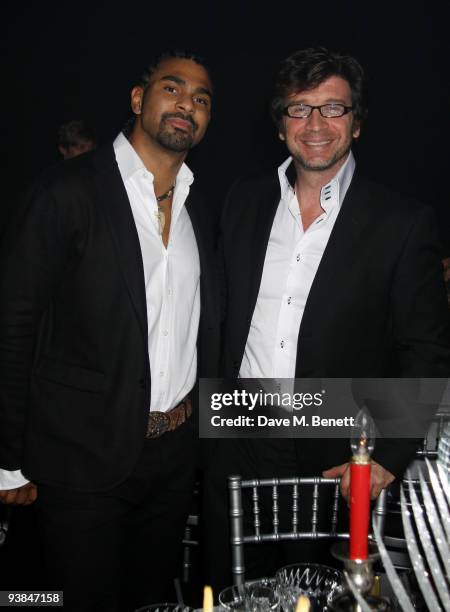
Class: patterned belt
146,397,192,439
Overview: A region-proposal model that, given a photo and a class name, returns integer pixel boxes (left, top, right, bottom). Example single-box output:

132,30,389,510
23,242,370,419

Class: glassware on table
248,585,280,611
219,581,280,611
134,604,193,612
275,563,345,611
245,578,277,589
218,585,248,611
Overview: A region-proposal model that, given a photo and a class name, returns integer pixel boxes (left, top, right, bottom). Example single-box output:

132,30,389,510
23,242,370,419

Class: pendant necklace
155,185,175,234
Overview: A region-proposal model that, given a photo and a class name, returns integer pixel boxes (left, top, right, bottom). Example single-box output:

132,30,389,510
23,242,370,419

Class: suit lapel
185,193,207,281
246,176,281,318
91,146,148,343
299,172,371,333
185,193,210,312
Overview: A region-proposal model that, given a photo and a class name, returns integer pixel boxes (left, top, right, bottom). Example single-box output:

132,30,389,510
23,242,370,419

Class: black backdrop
10,0,450,250
1,0,450,596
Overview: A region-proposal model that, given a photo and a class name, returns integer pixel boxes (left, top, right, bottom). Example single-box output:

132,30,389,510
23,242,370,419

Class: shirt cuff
0,469,29,490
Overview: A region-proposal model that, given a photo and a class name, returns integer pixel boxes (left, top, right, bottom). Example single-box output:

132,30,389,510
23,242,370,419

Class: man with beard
203,47,449,589
0,50,219,611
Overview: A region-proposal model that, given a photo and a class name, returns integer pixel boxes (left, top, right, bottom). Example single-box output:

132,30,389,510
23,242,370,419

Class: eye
286,103,310,118
194,96,209,106
163,85,177,94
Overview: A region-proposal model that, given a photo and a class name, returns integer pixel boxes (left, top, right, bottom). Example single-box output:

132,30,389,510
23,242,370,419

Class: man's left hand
322,461,395,502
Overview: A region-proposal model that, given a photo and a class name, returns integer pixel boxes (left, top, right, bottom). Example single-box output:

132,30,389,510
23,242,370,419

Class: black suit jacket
220,169,450,477
0,144,220,491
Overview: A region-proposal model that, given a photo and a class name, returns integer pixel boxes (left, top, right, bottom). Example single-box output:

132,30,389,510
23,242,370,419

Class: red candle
349,458,371,560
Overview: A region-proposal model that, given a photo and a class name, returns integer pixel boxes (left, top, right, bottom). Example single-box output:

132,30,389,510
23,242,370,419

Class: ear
131,86,144,115
278,118,287,141
352,120,361,140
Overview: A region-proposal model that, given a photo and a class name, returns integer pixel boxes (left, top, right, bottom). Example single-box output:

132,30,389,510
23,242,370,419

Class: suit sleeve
372,205,450,478
0,184,85,471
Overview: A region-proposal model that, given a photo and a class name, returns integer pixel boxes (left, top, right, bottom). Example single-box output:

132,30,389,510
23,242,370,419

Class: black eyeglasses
283,103,354,119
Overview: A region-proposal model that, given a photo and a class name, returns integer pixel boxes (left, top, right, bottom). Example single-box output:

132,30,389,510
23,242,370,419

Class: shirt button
296,254,300,262
280,340,285,348
163,330,168,336
287,297,292,304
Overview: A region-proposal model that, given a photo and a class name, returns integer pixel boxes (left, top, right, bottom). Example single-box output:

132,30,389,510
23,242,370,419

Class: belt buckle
146,411,170,439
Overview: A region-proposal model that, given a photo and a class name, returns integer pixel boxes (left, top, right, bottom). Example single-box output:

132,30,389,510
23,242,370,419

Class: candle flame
203,585,213,612
351,409,375,457
295,595,311,612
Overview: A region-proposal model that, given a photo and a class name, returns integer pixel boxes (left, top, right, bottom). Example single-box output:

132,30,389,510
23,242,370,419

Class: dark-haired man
0,51,219,611
204,47,449,589
57,119,97,159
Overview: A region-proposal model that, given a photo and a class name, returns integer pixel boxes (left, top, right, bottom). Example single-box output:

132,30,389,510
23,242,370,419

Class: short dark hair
137,49,211,91
57,119,96,148
271,47,368,126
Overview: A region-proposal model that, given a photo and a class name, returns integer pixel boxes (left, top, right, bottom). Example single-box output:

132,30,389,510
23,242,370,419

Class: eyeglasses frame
282,103,354,119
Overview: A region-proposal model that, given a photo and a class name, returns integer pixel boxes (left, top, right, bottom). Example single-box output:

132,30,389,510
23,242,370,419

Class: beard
156,113,197,152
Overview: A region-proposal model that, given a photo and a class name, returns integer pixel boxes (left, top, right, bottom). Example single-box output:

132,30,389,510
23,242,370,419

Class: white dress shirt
0,133,200,490
114,132,200,412
240,151,355,380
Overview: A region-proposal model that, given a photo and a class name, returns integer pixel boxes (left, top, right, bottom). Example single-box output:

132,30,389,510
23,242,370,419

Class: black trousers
36,419,195,612
202,437,349,595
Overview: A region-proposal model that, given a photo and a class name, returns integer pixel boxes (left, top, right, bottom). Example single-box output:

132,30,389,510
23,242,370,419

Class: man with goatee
0,50,219,612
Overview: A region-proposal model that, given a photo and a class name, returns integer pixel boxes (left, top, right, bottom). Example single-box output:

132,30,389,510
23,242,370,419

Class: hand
0,483,38,506
322,461,395,502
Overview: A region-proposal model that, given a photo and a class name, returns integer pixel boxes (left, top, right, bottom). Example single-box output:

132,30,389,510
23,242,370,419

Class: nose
306,107,327,129
176,92,195,114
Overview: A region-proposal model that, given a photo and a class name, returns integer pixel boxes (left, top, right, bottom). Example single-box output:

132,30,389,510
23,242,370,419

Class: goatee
156,128,194,152
156,113,197,152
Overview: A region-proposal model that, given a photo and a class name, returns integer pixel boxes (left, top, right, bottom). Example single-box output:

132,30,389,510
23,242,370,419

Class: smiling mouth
303,140,332,146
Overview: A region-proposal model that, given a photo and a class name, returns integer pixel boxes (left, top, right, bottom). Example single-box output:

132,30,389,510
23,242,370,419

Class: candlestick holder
329,541,390,611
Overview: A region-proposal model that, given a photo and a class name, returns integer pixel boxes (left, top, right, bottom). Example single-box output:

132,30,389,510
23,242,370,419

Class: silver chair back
228,475,387,585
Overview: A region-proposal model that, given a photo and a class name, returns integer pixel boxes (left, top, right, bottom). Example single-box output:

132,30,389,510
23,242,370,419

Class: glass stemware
275,563,345,611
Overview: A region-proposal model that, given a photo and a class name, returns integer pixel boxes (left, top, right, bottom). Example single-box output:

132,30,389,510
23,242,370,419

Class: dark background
7,0,449,252
1,0,449,595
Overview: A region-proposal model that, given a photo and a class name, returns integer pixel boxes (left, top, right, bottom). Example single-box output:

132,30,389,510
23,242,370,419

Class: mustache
162,112,197,131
